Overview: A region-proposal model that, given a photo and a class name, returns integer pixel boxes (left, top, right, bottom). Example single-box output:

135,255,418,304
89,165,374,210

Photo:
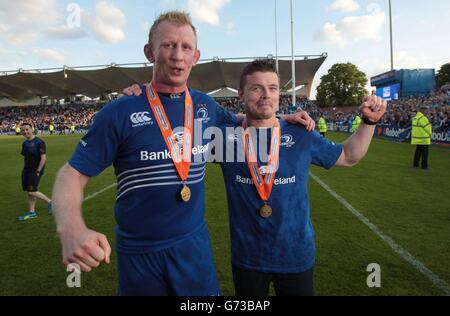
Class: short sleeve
68,104,121,177
38,141,46,155
310,131,343,169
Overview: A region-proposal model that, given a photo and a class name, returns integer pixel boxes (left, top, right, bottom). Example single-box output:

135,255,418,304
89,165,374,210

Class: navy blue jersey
21,137,46,172
69,86,236,254
220,120,343,273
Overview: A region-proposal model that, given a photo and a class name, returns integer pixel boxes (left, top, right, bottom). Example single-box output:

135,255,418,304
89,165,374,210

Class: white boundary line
310,172,450,296
83,183,116,202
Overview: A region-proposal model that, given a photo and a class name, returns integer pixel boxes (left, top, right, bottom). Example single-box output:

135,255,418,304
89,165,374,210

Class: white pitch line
83,183,116,202
310,172,450,296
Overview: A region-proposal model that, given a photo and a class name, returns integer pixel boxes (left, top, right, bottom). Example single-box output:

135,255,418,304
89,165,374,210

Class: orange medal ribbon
241,118,281,203
145,82,193,182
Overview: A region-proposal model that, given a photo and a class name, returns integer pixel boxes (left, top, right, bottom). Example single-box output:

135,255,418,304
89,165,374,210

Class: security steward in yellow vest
351,115,361,133
318,116,327,137
411,106,432,170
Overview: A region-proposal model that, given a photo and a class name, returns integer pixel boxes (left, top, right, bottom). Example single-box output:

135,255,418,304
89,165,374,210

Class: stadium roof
207,87,239,98
0,55,327,101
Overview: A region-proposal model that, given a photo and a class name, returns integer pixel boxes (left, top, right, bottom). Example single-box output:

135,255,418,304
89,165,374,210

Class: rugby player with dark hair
18,122,52,221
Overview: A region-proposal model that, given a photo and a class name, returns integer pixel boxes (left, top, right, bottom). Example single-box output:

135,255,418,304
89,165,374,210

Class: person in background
411,105,432,170
318,114,327,137
351,113,361,133
18,122,52,221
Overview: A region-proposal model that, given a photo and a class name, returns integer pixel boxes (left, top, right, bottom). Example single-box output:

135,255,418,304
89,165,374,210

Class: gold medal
242,119,280,220
180,184,191,202
145,82,194,202
259,204,272,218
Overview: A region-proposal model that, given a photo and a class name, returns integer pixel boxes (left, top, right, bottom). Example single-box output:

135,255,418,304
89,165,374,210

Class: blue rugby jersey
219,120,343,273
69,86,236,253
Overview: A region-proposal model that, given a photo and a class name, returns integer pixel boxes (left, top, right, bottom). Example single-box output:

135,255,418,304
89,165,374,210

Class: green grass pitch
0,132,449,295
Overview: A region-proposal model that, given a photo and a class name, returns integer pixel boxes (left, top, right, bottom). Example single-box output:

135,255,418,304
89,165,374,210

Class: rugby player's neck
152,81,186,94
247,117,277,128
26,135,35,141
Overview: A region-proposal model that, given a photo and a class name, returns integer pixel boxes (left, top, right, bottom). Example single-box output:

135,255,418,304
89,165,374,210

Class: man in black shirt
18,123,52,221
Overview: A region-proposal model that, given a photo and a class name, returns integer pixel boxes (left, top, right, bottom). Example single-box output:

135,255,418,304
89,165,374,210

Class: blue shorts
22,170,42,192
117,226,220,296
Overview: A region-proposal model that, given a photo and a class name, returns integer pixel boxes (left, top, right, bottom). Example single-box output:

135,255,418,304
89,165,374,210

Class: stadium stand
0,102,101,135
320,89,450,132
0,56,327,135
0,57,326,101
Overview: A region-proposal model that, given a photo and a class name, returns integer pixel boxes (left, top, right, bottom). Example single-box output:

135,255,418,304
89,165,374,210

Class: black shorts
232,264,314,296
22,170,43,192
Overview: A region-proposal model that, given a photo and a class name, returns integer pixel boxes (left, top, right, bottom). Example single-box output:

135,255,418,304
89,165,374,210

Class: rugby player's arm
335,123,376,167
335,95,387,167
282,111,315,131
53,163,89,234
52,163,111,272
235,111,315,131
36,154,46,173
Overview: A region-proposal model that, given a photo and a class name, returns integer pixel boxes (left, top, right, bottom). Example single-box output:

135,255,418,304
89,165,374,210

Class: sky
0,0,449,99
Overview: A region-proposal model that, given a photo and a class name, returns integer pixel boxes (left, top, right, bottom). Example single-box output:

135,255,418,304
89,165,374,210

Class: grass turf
0,132,448,295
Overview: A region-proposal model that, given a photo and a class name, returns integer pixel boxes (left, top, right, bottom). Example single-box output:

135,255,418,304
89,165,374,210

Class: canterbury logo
130,112,152,124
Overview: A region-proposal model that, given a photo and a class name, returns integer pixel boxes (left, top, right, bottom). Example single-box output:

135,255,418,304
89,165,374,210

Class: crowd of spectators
0,101,102,134
322,90,450,132
381,92,450,131
216,94,318,116
1,93,317,135
217,98,243,114
1,89,449,135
